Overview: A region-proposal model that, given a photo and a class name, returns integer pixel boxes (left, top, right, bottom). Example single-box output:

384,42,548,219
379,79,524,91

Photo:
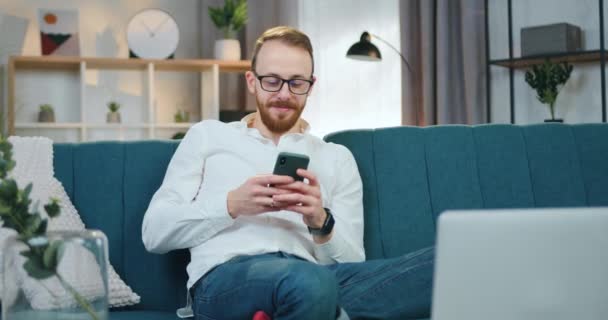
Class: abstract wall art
38,9,80,56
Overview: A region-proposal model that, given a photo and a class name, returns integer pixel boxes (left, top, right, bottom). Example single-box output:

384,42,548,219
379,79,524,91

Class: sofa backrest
324,123,608,260
53,140,185,312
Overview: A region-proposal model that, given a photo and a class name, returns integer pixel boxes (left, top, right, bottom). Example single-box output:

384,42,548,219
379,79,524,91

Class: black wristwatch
308,208,335,236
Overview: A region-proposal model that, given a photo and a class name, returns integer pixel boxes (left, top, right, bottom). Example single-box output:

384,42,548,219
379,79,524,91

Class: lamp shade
346,32,382,61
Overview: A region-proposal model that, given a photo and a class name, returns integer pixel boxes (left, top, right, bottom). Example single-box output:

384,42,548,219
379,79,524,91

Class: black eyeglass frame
253,72,315,95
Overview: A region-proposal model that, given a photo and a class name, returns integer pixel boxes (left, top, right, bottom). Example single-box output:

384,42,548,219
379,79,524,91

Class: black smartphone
273,152,310,182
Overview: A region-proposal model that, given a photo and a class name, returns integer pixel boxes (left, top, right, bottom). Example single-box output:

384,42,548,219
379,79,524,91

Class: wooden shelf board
86,123,152,129
155,123,194,129
489,50,607,69
10,56,251,72
16,122,83,129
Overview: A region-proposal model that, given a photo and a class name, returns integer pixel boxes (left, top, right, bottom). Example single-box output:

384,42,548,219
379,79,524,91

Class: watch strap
308,208,335,236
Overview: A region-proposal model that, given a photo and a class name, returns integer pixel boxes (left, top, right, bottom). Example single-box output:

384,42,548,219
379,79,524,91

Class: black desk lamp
346,31,417,124
346,31,413,73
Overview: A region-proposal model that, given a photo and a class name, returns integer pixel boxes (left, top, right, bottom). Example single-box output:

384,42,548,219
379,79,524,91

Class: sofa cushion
373,127,435,258
572,124,608,206
522,124,587,206
471,124,534,208
54,141,187,312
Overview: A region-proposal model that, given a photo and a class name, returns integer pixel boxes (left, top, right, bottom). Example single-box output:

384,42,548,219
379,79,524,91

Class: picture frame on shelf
38,9,80,56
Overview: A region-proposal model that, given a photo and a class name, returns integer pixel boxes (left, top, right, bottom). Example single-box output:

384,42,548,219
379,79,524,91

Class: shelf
9,56,251,73
155,123,193,129
15,122,197,130
8,55,235,141
489,50,607,69
15,122,83,129
86,124,152,129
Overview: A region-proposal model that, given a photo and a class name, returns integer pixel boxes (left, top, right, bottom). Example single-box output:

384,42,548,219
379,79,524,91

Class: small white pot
214,39,241,61
107,112,121,123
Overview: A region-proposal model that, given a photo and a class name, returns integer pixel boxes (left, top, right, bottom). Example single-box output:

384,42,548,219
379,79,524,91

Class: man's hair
251,26,314,76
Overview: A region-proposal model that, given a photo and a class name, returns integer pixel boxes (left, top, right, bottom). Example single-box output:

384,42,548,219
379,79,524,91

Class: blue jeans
191,246,434,320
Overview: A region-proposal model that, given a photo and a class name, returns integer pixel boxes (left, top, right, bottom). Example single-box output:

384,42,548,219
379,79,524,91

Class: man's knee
277,262,338,312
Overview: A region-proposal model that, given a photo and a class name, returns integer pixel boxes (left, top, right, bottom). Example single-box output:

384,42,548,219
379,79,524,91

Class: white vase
107,112,121,123
214,39,241,61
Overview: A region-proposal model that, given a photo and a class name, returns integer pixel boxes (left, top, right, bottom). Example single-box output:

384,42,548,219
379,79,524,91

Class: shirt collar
240,112,311,135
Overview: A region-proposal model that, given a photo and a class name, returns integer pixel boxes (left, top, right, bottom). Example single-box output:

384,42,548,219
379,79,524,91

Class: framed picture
38,9,80,56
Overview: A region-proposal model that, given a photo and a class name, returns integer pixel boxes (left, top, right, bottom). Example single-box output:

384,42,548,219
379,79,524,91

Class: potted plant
174,109,190,123
38,104,55,123
524,60,573,122
208,0,247,60
106,101,121,123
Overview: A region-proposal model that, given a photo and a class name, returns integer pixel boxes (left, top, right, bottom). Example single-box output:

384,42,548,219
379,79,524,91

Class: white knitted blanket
0,136,140,309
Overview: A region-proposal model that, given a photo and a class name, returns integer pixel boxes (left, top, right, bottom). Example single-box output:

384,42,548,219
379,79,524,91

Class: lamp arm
371,33,418,126
371,33,413,74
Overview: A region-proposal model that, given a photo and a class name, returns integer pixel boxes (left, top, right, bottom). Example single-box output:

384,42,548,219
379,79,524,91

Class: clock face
127,9,179,59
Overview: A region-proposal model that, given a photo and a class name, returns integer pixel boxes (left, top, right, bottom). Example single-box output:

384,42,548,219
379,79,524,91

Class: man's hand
227,175,294,219
272,169,332,243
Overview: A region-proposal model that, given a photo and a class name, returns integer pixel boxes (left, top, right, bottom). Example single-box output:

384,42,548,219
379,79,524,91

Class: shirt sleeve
313,146,366,264
142,123,234,254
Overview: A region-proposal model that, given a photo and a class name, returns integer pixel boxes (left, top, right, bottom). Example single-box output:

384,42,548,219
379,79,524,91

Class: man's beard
256,97,304,134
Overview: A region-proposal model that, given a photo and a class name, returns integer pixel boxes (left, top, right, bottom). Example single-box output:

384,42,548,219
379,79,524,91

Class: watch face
127,8,179,59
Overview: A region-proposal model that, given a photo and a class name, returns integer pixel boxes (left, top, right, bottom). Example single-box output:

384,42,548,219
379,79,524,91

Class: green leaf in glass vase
23,214,43,237
23,251,55,280
0,178,18,200
35,219,48,235
0,198,10,215
43,240,63,270
0,158,7,176
44,197,61,218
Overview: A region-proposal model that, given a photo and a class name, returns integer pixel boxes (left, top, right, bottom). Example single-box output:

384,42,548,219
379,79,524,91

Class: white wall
489,0,606,124
298,0,402,137
0,0,201,138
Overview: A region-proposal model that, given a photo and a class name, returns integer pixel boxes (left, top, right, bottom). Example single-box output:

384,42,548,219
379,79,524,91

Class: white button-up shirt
142,115,365,290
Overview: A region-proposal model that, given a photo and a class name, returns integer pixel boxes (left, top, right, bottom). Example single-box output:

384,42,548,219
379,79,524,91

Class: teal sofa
51,123,608,320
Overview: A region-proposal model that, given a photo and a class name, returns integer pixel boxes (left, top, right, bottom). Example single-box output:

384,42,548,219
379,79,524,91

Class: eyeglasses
254,73,314,95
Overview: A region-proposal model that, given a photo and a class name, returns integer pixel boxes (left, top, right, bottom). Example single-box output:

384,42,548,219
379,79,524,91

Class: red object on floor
253,310,271,320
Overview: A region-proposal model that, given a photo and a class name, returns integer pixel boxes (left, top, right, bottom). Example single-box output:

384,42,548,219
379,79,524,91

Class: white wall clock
127,8,179,59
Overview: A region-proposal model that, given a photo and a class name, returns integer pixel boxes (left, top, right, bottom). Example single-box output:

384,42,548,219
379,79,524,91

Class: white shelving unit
7,56,250,142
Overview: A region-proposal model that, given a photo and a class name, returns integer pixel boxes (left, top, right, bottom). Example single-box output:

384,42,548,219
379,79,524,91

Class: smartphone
273,152,310,182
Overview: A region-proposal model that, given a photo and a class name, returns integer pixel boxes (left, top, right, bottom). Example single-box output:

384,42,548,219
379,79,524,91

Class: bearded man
142,26,434,320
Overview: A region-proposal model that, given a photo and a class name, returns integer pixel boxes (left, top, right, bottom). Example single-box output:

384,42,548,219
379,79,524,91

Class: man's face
246,40,314,134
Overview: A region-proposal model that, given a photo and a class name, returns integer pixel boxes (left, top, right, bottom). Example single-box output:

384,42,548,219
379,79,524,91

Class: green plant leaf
0,199,11,215
22,183,32,200
23,214,42,237
42,240,63,270
44,198,61,218
23,257,55,280
0,179,18,201
524,59,573,116
208,7,226,28
35,219,48,235
231,0,247,31
20,249,36,259
208,0,247,34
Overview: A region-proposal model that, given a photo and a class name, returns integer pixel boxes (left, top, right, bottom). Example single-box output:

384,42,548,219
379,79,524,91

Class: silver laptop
431,207,608,320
